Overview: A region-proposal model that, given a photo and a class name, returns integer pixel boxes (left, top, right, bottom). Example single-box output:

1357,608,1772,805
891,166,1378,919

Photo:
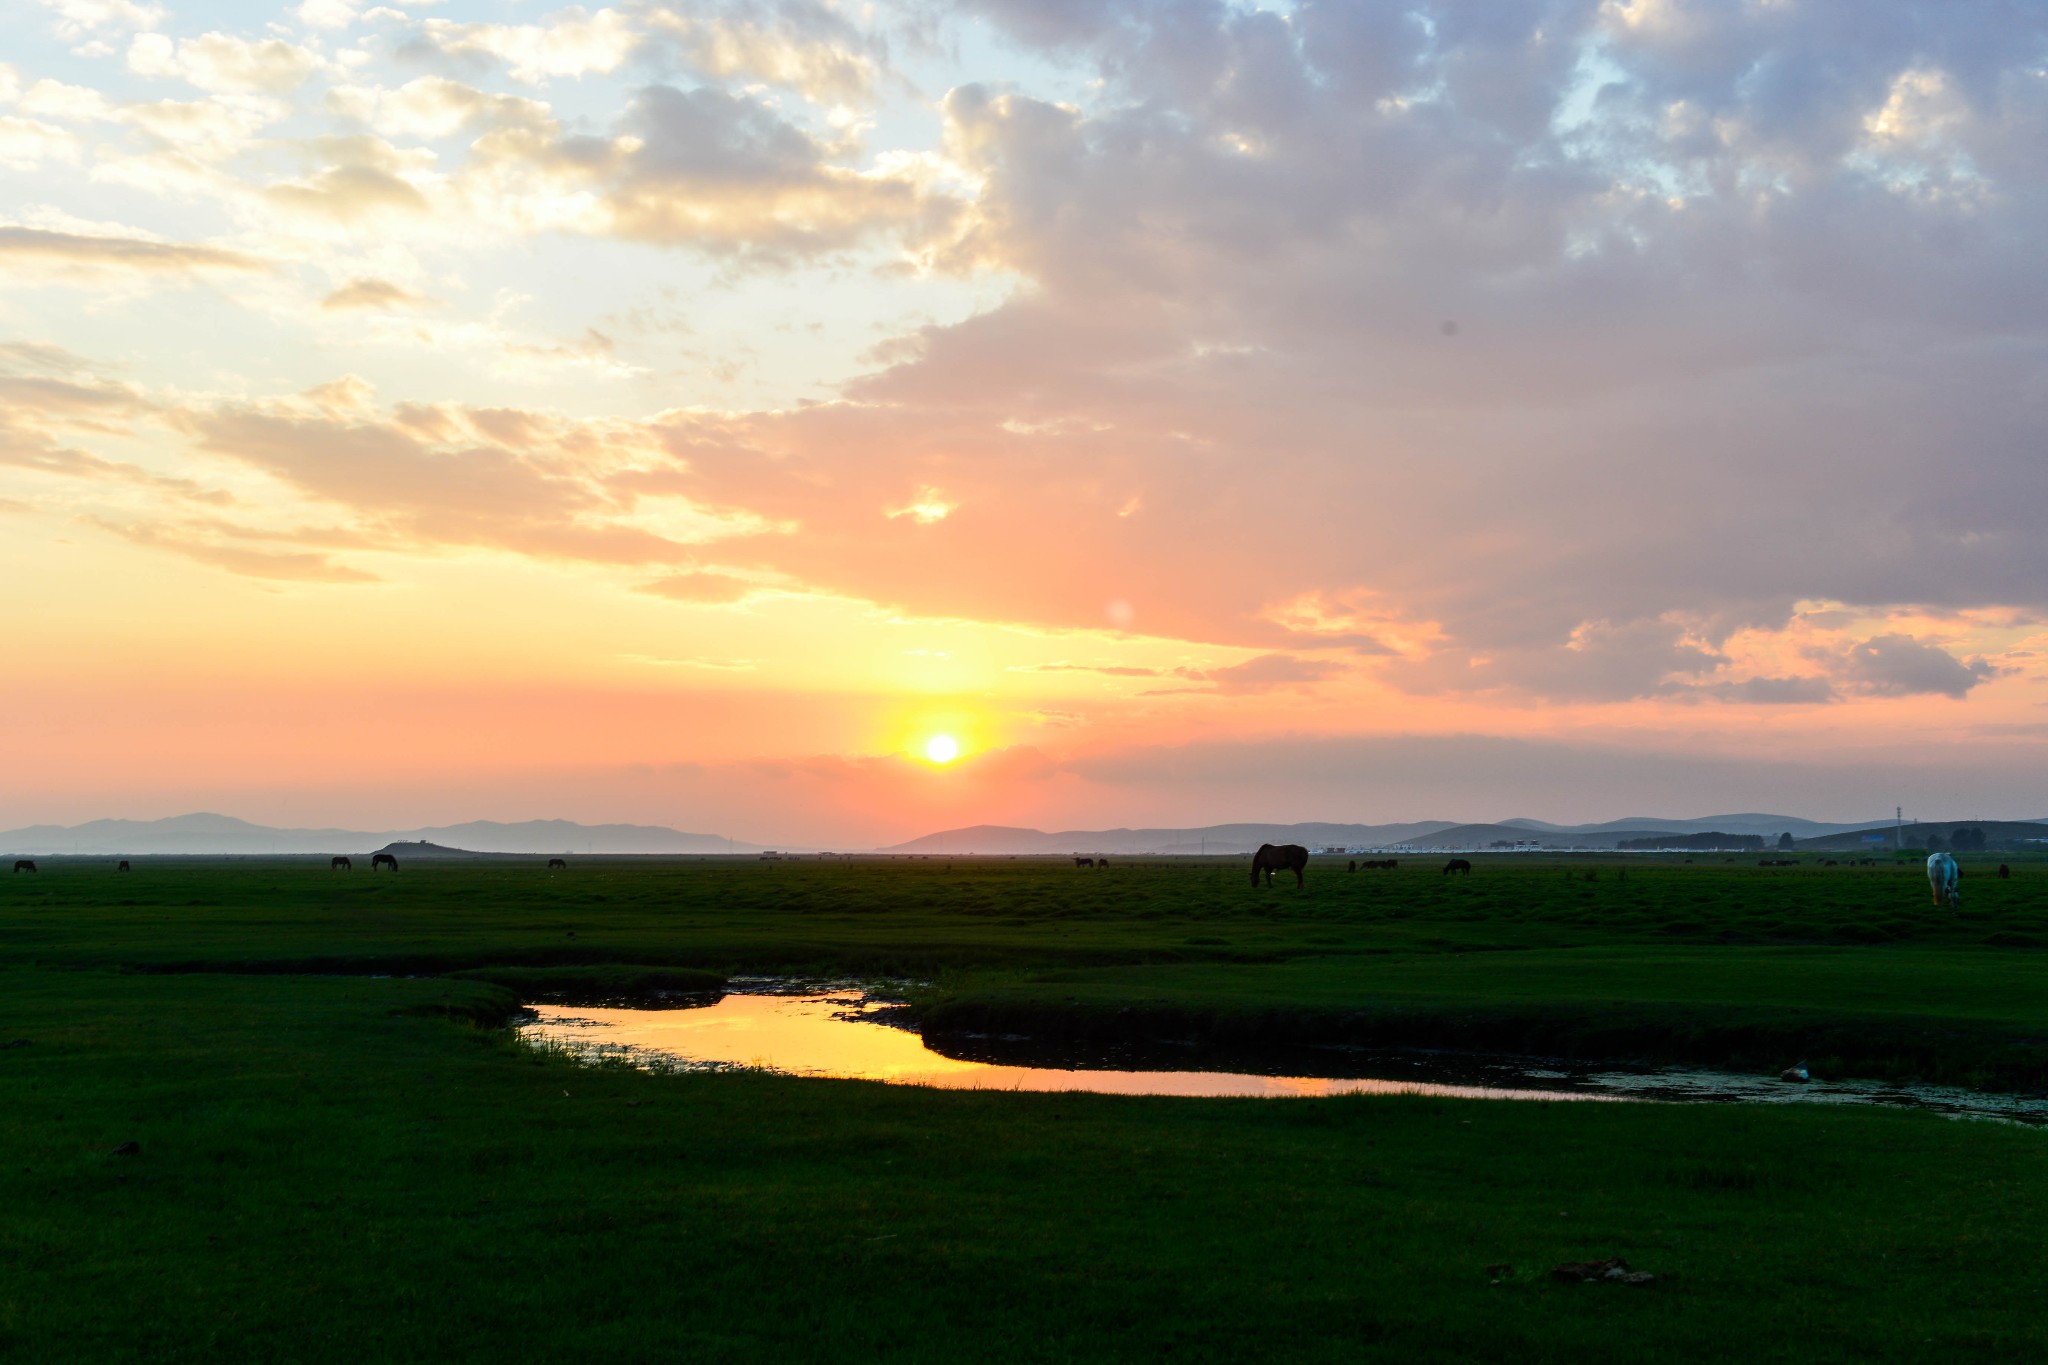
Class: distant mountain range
880,813,1902,855
8,810,2044,858
0,813,758,856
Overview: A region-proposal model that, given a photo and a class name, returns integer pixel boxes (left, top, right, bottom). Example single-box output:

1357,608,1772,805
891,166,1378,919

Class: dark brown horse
1251,843,1308,888
372,853,398,871
1443,858,1472,875
1999,864,2012,879
1074,857,1094,868
117,860,130,872
12,860,34,874
331,856,352,871
547,858,567,870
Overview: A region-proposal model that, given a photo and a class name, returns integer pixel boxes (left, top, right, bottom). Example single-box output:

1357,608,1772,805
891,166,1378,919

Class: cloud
94,517,381,582
1161,652,1345,696
590,84,936,255
643,3,885,103
1706,676,1840,706
35,0,162,40
261,138,432,222
0,225,267,274
320,278,428,311
413,7,640,84
127,32,321,95
1833,633,1999,699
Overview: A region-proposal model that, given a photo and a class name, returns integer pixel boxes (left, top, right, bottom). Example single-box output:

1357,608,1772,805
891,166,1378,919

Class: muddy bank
917,996,2048,1094
448,964,725,1007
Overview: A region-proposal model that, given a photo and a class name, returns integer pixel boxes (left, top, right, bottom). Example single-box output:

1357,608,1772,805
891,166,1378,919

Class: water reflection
521,991,2048,1122
520,992,1617,1101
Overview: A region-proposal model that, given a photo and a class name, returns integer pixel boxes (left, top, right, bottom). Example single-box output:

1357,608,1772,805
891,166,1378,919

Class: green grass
4,855,2048,1359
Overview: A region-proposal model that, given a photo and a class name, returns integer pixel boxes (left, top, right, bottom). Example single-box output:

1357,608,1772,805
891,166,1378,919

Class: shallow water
520,990,2048,1122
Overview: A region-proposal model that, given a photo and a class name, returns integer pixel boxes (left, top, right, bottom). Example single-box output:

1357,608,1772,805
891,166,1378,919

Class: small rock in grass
1551,1257,1651,1284
110,1141,140,1157
1485,1263,1514,1282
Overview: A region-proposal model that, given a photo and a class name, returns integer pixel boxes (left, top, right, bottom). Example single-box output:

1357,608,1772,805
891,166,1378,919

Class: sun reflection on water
520,994,1616,1101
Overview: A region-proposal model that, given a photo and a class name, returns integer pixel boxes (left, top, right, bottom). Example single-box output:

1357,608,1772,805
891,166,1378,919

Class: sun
924,734,960,764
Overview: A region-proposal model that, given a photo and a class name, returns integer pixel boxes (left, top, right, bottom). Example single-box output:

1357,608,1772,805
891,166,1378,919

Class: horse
1927,851,1960,908
331,856,352,872
117,860,130,872
1998,864,2012,880
11,860,34,874
1251,843,1308,888
1443,858,1472,875
1347,860,1357,873
372,853,398,872
547,858,567,870
1096,857,1110,868
1074,857,1094,868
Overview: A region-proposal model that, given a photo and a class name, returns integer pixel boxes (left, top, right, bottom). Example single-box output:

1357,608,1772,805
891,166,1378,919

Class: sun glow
924,734,960,764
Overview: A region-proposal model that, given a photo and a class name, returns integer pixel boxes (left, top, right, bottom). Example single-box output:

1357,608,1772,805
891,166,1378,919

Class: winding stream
519,988,2048,1123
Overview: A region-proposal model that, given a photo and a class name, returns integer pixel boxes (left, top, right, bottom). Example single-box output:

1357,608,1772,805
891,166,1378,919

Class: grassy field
4,854,2046,1360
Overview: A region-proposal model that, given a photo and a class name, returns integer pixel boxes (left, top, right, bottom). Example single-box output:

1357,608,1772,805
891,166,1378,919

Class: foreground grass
5,857,2048,1359
3,970,2045,1363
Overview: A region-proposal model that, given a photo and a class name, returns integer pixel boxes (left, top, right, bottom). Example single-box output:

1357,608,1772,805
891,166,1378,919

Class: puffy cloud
1833,633,1999,699
127,32,322,94
590,83,937,254
35,0,162,40
643,2,885,103
413,7,640,84
260,136,433,222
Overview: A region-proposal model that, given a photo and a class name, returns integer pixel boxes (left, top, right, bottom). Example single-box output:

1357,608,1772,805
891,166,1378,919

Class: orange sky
2,0,2044,844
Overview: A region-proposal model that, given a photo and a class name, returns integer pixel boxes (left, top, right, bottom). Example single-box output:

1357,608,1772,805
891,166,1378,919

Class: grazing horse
12,860,35,874
1443,858,1472,876
1074,857,1095,868
1251,843,1308,888
117,860,130,872
547,858,567,870
1998,864,2012,880
372,853,398,872
331,855,352,872
1927,851,1961,908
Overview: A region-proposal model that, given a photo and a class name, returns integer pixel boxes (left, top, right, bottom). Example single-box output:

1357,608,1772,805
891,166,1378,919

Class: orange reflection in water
523,994,1617,1101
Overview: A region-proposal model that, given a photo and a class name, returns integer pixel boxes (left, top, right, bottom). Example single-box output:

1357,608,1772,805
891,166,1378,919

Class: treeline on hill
1614,831,1766,851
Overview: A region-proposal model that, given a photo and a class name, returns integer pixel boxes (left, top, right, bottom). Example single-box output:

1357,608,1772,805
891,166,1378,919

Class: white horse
1927,851,1961,908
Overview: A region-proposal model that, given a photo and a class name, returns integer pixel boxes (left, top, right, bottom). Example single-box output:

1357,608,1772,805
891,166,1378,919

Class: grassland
3,854,2046,1360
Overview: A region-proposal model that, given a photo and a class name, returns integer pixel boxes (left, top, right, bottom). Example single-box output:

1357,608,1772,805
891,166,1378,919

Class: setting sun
925,735,961,764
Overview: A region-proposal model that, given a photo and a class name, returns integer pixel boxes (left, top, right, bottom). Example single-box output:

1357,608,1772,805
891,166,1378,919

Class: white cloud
127,31,322,95
416,7,639,84
35,0,162,40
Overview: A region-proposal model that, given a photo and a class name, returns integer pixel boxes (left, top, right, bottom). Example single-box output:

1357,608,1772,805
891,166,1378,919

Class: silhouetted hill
886,813,1945,854
1794,820,2048,852
0,815,759,856
880,822,1465,855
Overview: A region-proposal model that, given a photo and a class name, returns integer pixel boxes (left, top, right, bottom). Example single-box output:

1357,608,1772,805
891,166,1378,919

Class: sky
3,0,2046,846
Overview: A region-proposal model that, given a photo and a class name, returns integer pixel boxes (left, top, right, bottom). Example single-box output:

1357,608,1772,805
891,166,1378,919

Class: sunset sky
3,0,2045,845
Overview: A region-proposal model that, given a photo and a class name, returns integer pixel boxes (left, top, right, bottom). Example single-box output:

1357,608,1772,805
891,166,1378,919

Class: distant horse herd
0,851,2022,912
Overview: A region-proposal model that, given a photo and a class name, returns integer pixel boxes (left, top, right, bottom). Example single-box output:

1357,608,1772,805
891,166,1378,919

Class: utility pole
1896,806,1904,850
